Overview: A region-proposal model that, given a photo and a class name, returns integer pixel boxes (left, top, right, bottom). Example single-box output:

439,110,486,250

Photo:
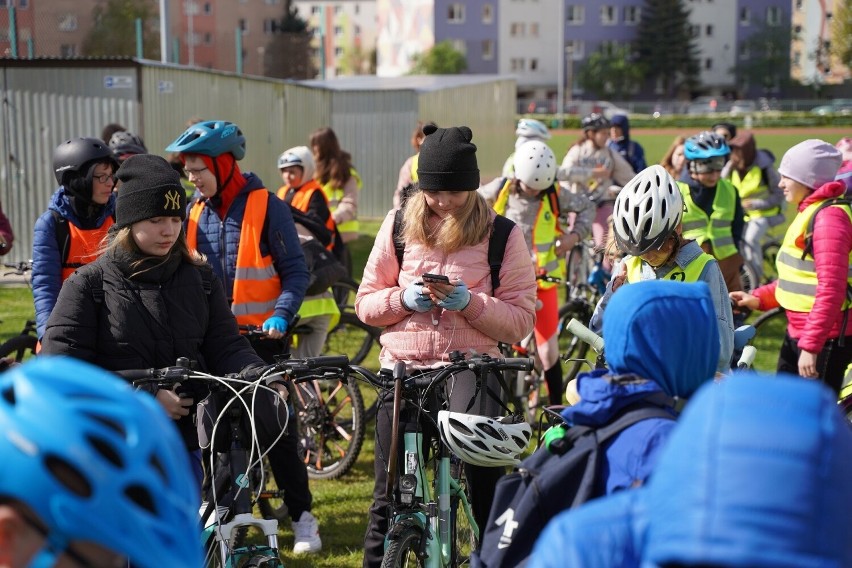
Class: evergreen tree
82,0,160,59
633,0,700,97
264,4,315,79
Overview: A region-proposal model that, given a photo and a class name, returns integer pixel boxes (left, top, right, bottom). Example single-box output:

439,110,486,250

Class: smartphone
421,273,451,284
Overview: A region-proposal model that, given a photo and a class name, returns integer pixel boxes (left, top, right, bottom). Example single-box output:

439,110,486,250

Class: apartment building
294,0,378,78
790,0,849,86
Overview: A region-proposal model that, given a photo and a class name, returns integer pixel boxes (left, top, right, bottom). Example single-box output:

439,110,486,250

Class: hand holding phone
421,273,450,284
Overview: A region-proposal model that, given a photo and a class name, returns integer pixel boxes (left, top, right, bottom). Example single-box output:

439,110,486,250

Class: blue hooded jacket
607,114,647,174
531,373,852,568
559,280,719,495
32,187,116,338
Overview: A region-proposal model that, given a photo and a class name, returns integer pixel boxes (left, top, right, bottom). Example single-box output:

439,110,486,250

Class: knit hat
417,124,480,191
115,154,187,228
778,139,842,190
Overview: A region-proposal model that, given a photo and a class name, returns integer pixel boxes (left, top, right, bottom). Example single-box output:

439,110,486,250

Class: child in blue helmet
0,356,202,568
677,131,747,294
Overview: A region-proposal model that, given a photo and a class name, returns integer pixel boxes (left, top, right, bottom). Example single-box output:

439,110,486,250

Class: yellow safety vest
187,190,282,326
624,251,714,283
775,199,852,312
493,179,561,289
730,165,780,219
678,179,738,260
321,167,362,239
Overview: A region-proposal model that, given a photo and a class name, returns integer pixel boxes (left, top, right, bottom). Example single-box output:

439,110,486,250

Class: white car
729,100,757,116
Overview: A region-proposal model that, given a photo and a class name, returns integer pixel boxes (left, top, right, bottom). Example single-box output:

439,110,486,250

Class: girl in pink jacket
356,124,537,568
731,140,852,390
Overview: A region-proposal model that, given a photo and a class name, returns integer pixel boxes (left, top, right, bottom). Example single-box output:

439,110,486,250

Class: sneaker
292,511,322,554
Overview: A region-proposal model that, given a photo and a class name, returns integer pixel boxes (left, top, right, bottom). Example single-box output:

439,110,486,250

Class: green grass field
0,125,810,565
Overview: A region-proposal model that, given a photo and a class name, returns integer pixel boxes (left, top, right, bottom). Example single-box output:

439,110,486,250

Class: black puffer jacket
41,246,264,448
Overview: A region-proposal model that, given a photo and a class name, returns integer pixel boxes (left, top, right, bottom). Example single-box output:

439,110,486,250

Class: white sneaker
292,511,322,554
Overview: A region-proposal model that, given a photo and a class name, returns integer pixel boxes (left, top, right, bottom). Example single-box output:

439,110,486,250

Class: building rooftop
296,74,511,92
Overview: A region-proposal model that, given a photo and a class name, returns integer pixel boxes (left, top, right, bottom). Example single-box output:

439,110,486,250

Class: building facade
294,0,378,78
790,0,849,86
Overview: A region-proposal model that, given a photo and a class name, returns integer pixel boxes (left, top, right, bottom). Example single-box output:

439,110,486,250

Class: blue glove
262,316,289,334
402,283,434,312
438,280,471,311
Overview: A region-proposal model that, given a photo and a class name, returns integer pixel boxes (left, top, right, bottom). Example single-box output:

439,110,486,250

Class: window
739,43,749,59
448,3,465,23
204,32,212,44
705,58,713,70
510,58,525,72
263,19,278,34
705,24,713,36
355,4,359,15
58,13,78,32
599,40,617,55
482,39,494,60
311,6,321,14
60,44,77,57
335,46,343,56
690,24,700,37
238,18,248,34
624,6,640,24
530,22,539,37
566,5,584,24
482,4,493,24
739,7,749,24
354,25,361,35
510,22,526,37
334,25,343,36
792,50,800,67
451,38,466,54
264,0,277,4
203,2,212,15
566,39,584,59
795,0,803,10
766,6,781,26
334,5,343,14
18,0,28,8
530,58,538,71
600,5,617,25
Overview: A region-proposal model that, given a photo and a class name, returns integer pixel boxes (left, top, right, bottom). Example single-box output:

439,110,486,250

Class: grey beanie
778,139,842,190
417,124,480,191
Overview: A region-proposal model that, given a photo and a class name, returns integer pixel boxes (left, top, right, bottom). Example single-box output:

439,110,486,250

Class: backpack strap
564,402,676,448
802,197,852,259
488,215,515,292
51,210,70,264
393,208,405,270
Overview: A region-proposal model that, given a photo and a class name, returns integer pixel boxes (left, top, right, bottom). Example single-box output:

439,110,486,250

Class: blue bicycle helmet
0,357,202,568
165,120,247,160
684,131,730,160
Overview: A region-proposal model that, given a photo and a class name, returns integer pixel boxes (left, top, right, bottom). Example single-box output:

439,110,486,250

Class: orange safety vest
61,219,114,281
276,180,337,251
187,190,282,326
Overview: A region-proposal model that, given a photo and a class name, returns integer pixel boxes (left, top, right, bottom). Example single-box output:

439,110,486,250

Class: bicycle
0,261,37,362
125,354,350,567
349,352,534,568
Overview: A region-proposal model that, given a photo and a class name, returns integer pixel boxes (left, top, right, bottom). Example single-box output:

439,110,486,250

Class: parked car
811,99,852,116
729,100,757,116
687,96,719,115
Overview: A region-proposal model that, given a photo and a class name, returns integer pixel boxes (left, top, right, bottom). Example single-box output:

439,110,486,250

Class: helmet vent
449,417,474,436
493,445,512,455
471,439,489,451
479,423,501,439
45,454,92,498
125,484,156,514
86,435,124,468
1,385,14,405
84,412,126,439
150,455,167,483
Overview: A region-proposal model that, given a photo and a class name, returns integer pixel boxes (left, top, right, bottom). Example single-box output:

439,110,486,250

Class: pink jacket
753,181,852,352
356,209,537,369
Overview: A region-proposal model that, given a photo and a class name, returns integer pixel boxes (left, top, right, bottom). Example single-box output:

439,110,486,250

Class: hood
800,180,847,211
48,186,116,226
754,147,775,168
561,369,670,427
611,114,630,141
603,280,718,398
644,372,852,568
729,132,757,171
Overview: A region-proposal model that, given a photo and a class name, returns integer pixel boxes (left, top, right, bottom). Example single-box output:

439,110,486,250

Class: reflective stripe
321,168,361,235
714,236,734,248
234,265,278,280
711,219,730,228
678,180,738,259
777,279,817,296
232,299,278,316
777,250,815,272
682,220,705,231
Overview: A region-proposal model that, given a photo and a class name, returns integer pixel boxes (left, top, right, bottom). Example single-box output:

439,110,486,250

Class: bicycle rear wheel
761,240,780,284
381,526,425,568
451,468,477,567
0,334,37,363
564,245,590,295
751,307,787,372
739,261,758,294
294,375,366,480
324,312,380,366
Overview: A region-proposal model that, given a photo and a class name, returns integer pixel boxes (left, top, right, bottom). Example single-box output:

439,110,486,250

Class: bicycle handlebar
737,345,757,370
565,318,605,354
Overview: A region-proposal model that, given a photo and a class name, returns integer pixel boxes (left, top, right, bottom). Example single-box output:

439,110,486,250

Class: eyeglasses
184,166,209,178
93,173,115,184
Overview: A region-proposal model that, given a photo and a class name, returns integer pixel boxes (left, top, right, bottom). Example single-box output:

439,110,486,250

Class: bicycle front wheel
751,307,787,372
381,526,425,568
294,376,366,480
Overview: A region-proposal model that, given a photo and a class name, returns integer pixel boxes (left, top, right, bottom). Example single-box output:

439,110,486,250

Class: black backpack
392,209,515,292
473,401,676,568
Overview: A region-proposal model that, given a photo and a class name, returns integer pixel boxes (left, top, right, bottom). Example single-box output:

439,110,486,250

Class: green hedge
525,113,852,130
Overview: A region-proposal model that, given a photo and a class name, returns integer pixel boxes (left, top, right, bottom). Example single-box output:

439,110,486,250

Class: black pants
777,332,852,395
362,369,507,568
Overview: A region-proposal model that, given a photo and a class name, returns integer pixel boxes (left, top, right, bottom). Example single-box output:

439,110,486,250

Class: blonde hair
400,191,491,253
104,226,206,278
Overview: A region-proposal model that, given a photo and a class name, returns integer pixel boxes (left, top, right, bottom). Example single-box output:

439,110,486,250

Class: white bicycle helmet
438,411,532,467
513,140,557,191
612,165,684,256
515,118,551,149
277,145,315,181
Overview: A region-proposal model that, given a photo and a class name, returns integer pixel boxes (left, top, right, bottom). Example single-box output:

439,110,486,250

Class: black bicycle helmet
53,137,117,185
582,113,611,132
109,131,148,159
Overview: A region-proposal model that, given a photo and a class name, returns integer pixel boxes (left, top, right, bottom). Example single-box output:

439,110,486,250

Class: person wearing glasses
32,137,118,340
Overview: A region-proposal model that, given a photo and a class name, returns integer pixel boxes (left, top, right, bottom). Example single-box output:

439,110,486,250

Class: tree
633,0,700,98
576,44,644,99
831,0,852,68
408,41,466,74
339,45,376,76
733,19,792,95
264,5,315,79
82,0,160,59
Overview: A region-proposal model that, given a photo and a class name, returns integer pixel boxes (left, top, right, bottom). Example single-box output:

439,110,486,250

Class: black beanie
115,154,187,229
417,124,480,191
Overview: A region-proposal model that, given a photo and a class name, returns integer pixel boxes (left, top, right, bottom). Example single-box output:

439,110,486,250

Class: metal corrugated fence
0,59,516,264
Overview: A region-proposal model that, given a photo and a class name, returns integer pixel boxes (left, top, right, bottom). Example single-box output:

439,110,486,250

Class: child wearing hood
607,114,647,174
724,131,784,283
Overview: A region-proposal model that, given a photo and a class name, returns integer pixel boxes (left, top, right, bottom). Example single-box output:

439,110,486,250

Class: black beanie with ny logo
114,154,187,229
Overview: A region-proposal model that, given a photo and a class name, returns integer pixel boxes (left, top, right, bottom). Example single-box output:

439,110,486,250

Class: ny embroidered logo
164,189,182,210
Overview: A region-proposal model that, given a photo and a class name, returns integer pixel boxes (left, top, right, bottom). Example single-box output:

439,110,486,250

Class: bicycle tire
739,261,758,294
451,469,477,567
751,307,787,372
332,277,360,312
294,375,366,480
0,334,37,363
381,526,425,568
256,457,288,522
324,312,380,366
761,240,780,284
564,245,590,295
557,301,594,383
